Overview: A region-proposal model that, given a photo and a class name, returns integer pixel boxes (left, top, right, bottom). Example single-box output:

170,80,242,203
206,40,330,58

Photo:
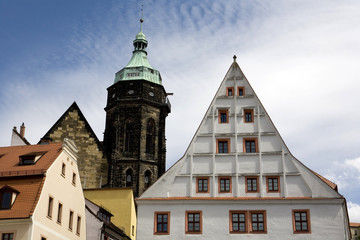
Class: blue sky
1,0,360,221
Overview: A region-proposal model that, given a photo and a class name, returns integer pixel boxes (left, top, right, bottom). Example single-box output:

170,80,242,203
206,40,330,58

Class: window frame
154,211,170,235
243,138,258,153
76,215,81,236
292,209,311,234
229,210,247,233
218,109,229,124
185,211,202,234
0,192,12,209
57,202,63,224
146,118,155,155
249,210,267,233
1,233,14,240
69,210,74,231
226,87,234,97
237,86,245,96
217,138,230,154
218,177,232,193
245,176,259,193
244,109,254,123
196,177,209,193
72,173,76,186
266,176,280,193
125,168,133,187
47,196,53,219
61,163,66,177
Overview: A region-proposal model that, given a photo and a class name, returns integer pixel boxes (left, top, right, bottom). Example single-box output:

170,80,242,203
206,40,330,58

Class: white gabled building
136,56,350,239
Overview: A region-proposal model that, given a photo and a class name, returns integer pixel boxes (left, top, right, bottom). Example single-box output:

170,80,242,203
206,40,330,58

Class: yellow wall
84,188,136,240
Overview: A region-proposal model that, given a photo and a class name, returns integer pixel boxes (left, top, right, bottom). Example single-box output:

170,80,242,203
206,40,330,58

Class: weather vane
140,1,144,32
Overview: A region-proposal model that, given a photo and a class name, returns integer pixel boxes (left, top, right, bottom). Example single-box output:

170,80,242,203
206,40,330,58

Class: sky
1,0,360,222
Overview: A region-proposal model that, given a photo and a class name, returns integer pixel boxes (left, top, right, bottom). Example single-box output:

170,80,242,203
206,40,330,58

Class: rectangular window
250,211,266,233
47,196,53,218
246,177,258,192
57,203,63,224
72,173,76,185
230,211,247,233
226,87,234,96
243,138,258,153
1,233,14,240
76,216,81,235
244,109,254,123
293,210,311,233
238,87,245,96
217,139,230,153
196,177,209,193
267,176,280,192
186,211,202,234
69,210,74,231
154,212,170,235
0,191,12,209
229,210,267,234
61,163,66,176
218,109,229,123
219,177,231,193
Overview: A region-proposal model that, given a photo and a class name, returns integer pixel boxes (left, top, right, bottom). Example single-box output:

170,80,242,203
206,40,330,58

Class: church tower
103,19,171,197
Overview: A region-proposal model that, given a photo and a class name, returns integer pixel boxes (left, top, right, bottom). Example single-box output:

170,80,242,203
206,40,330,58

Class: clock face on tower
149,91,154,97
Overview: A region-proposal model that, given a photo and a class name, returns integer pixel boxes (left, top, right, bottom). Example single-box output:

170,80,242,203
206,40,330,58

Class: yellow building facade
84,188,136,240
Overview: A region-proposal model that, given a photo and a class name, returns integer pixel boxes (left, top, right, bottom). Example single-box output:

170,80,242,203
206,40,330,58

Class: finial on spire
233,55,237,62
140,2,144,32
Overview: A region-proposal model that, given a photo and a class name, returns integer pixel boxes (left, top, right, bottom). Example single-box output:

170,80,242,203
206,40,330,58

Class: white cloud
1,0,360,206
348,202,360,223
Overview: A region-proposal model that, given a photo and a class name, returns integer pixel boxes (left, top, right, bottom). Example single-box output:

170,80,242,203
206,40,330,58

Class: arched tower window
124,118,134,152
126,169,133,187
146,119,155,155
144,170,152,189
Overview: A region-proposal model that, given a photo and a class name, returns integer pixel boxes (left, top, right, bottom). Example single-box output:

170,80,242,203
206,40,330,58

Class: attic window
97,208,112,223
0,186,19,209
19,152,46,165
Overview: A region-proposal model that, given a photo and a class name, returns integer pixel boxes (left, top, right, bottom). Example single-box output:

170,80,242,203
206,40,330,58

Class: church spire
113,4,162,85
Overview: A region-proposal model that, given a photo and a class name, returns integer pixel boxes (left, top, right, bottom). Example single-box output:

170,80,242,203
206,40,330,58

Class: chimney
20,123,25,138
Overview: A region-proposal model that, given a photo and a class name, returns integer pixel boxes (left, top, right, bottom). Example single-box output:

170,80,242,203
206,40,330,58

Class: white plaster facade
0,139,86,240
136,58,350,239
31,140,86,239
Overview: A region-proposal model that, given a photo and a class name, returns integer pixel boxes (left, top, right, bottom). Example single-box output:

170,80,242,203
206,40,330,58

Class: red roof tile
0,143,63,219
350,222,360,227
0,176,45,219
0,143,62,177
311,170,338,190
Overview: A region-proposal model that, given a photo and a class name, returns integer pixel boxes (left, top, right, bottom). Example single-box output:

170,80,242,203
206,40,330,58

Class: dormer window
97,208,112,224
0,185,19,209
19,152,46,165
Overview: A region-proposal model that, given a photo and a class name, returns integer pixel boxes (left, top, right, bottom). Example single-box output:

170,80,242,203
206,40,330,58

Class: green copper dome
114,28,162,85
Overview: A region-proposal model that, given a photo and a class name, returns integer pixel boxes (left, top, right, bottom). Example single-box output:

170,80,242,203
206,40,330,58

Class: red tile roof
0,177,45,219
350,222,360,227
311,170,338,191
0,143,62,177
0,143,63,219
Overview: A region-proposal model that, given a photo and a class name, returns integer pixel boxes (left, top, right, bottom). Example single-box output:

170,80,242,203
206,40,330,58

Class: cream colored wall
84,188,136,240
32,149,86,239
0,219,31,240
